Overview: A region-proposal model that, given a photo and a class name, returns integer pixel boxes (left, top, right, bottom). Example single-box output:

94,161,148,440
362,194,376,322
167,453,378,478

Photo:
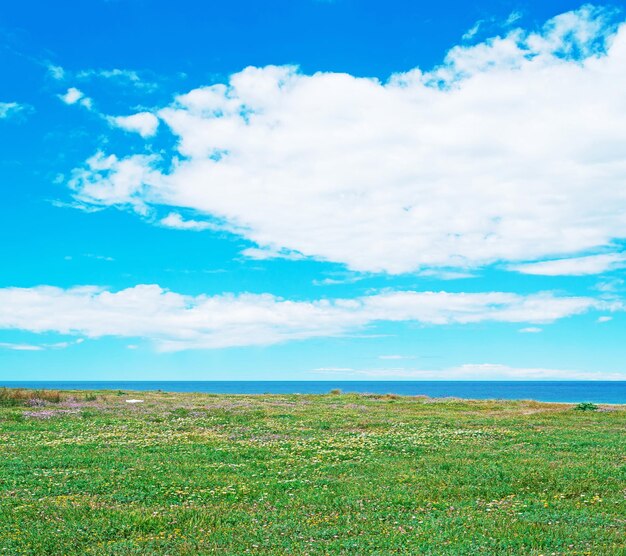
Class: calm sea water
1,381,625,403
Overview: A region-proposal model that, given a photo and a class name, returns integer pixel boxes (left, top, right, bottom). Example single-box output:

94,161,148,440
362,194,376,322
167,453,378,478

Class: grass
0,389,624,555
0,387,63,406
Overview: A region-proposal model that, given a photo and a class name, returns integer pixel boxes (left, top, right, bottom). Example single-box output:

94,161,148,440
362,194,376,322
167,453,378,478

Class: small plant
328,388,342,395
171,407,190,418
84,393,98,402
574,402,598,411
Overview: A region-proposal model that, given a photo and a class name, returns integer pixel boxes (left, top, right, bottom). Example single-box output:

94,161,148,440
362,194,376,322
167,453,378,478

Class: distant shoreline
2,380,625,404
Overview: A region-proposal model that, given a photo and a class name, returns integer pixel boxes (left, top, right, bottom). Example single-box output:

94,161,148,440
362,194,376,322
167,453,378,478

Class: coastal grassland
0,390,624,555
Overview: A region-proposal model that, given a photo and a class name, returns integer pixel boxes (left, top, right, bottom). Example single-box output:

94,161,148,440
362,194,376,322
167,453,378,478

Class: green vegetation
0,387,62,407
0,389,624,555
574,402,599,412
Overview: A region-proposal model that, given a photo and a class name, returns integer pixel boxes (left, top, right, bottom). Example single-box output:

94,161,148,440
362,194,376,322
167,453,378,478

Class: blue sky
1,0,626,380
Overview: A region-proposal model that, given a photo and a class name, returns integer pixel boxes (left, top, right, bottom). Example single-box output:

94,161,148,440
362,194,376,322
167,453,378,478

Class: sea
1,381,625,404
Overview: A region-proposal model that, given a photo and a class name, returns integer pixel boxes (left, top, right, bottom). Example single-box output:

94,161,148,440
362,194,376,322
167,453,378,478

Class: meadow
0,388,624,555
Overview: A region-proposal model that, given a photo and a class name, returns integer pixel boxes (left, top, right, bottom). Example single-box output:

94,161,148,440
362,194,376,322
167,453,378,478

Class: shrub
328,389,342,395
574,402,598,411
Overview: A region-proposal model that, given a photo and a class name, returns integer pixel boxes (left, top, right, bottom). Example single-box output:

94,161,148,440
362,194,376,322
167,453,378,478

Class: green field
0,389,624,555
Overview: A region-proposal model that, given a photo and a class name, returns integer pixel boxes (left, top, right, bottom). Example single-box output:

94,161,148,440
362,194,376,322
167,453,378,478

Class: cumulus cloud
510,253,626,276
59,87,93,109
316,363,625,380
0,285,609,351
108,112,160,138
63,6,626,275
159,212,213,231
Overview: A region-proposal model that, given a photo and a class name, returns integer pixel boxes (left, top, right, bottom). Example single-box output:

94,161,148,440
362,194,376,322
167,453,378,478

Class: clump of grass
328,388,342,395
83,393,98,402
383,393,401,400
0,388,62,407
171,407,190,418
574,402,598,411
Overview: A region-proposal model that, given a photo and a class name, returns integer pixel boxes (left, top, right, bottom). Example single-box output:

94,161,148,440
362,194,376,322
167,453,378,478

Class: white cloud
462,21,483,41
159,212,213,231
59,87,93,109
47,64,65,80
505,11,523,26
77,68,158,90
78,68,141,81
240,247,304,261
66,7,626,275
0,102,27,119
313,367,354,372
316,363,625,380
108,112,159,138
312,272,364,286
378,354,415,360
597,315,613,323
418,269,476,280
0,284,612,351
0,338,83,351
84,253,114,262
59,88,83,104
510,253,626,276
519,326,542,333
594,278,624,293
0,342,44,351
69,152,158,213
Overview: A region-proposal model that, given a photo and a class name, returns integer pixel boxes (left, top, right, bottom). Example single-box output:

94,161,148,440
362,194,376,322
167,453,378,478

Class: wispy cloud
510,253,626,276
64,253,114,262
462,21,483,41
240,247,305,261
0,102,31,119
47,63,65,80
77,68,158,91
0,342,44,351
314,363,625,381
0,339,84,351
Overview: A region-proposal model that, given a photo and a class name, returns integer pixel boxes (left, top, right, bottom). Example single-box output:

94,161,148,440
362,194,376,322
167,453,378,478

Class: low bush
574,402,598,411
